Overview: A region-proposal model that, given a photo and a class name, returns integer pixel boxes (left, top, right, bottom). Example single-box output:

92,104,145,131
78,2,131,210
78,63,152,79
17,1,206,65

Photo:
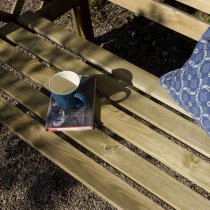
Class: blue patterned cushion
160,27,210,135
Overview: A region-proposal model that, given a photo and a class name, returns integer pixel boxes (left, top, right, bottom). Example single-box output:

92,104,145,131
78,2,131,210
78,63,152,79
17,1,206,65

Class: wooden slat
1,69,210,209
0,39,210,195
39,0,54,9
39,1,46,10
71,0,94,41
11,0,25,16
5,18,210,160
0,97,162,210
1,25,210,162
108,0,209,41
16,12,190,116
1,62,210,195
177,0,210,14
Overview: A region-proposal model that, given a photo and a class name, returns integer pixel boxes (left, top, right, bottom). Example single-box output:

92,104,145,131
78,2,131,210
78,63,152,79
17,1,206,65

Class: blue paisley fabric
160,27,210,136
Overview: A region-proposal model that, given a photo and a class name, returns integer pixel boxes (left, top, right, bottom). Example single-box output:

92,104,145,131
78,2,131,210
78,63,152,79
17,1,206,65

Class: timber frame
0,0,94,41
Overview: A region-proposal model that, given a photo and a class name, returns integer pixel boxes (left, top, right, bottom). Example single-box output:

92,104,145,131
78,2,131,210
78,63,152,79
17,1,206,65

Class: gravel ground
0,0,209,210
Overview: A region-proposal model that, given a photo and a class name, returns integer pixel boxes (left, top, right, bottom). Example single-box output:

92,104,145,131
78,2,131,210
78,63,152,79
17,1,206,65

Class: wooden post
11,0,25,16
39,1,47,10
39,0,53,10
71,0,94,41
37,0,77,21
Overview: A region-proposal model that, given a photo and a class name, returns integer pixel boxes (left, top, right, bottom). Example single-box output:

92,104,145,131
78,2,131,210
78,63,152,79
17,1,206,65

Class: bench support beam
71,0,94,41
37,0,94,41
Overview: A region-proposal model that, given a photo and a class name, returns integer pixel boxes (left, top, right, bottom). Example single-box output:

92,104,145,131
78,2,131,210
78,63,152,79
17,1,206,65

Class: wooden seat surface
0,11,210,209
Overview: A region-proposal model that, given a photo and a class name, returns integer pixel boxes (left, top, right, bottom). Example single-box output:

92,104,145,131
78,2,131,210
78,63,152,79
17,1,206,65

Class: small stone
17,163,21,169
131,31,136,37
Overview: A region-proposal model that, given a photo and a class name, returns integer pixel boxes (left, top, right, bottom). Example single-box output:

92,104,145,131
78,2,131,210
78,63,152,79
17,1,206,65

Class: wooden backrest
109,0,210,41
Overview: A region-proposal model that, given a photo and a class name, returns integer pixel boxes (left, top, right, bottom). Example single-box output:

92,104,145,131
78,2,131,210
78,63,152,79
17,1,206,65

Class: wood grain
109,0,209,41
16,12,190,116
2,20,210,160
1,69,210,209
177,0,210,14
0,25,210,159
0,97,164,210
36,0,77,21
11,0,25,16
71,0,94,41
0,4,209,209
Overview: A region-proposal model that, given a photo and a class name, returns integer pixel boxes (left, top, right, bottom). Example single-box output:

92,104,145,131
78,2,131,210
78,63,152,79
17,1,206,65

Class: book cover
45,75,96,131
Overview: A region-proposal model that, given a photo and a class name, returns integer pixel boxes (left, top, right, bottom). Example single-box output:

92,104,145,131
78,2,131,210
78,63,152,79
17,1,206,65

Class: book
45,75,96,131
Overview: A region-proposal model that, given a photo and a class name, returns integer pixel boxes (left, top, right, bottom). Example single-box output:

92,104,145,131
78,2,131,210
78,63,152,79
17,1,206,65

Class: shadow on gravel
24,169,78,210
1,138,80,210
0,124,79,209
95,14,197,77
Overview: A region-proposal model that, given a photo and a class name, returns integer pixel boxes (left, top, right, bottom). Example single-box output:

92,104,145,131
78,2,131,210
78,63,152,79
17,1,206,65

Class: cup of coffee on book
49,71,87,109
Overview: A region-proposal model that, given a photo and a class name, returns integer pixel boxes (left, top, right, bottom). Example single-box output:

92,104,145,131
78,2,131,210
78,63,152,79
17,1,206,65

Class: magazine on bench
45,75,96,131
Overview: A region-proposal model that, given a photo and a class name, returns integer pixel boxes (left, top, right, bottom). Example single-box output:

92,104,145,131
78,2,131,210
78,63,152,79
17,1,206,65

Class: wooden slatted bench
0,0,210,209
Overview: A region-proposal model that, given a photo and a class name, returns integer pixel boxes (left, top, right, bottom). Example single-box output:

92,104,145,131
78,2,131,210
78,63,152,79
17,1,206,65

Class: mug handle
74,92,87,109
